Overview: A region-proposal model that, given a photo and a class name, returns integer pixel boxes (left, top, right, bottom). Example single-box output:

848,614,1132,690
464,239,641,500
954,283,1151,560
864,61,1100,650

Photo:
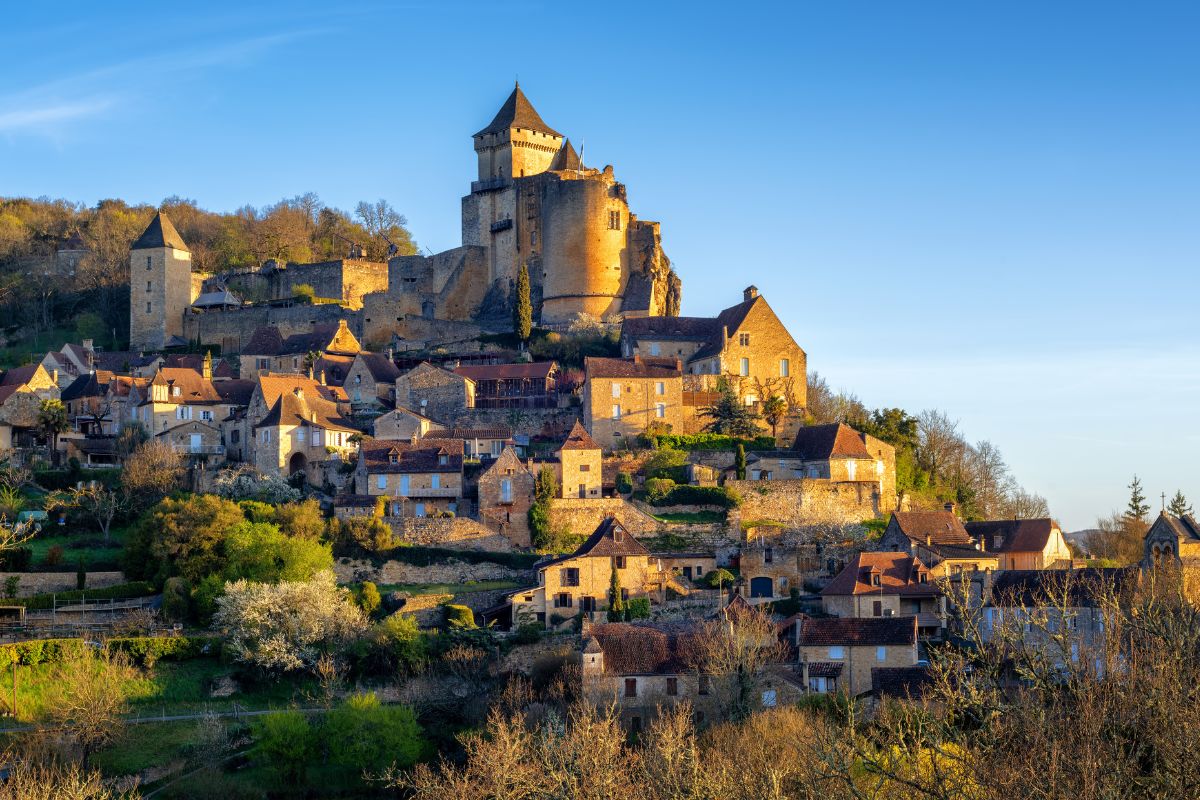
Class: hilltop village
0,87,1195,795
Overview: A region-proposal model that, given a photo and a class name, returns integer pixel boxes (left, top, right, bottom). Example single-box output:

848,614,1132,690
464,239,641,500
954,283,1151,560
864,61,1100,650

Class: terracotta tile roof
474,83,562,138
790,423,873,460
254,385,358,433
148,368,222,404
131,212,189,252
587,622,701,675
821,552,939,597
805,662,845,678
453,361,557,382
964,519,1058,554
988,567,1136,608
257,374,342,410
891,511,974,547
584,356,681,379
798,616,917,647
360,437,464,474
871,667,933,698
558,420,600,451
539,517,649,569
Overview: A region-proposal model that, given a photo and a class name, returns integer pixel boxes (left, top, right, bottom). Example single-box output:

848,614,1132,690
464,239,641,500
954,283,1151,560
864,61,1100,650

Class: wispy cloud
0,29,319,139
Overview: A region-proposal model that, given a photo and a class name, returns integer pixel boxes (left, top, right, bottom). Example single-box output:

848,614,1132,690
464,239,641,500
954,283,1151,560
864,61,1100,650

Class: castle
131,85,681,353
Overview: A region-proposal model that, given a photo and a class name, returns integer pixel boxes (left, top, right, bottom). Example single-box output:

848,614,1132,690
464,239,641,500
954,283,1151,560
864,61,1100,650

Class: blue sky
2,1,1197,529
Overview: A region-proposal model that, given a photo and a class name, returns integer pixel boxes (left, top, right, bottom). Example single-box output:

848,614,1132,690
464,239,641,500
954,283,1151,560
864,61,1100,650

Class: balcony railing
172,444,226,456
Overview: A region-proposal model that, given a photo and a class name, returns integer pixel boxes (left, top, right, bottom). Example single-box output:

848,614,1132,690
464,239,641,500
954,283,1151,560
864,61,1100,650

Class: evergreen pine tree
1125,475,1151,522
735,443,747,480
608,563,624,621
513,263,532,345
1168,490,1193,518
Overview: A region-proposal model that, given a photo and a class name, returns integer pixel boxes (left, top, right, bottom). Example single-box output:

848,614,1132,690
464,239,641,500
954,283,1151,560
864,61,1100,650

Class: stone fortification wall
384,516,516,552
727,479,885,530
334,557,531,587
441,406,580,440
1,571,126,597
548,497,661,536
183,303,359,353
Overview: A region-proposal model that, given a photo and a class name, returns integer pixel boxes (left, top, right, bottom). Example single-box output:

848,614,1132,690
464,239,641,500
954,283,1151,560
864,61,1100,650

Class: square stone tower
129,212,194,352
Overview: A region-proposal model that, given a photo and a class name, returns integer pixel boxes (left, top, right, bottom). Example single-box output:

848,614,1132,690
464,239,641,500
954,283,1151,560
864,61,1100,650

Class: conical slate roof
548,138,582,171
474,83,561,138
131,212,189,252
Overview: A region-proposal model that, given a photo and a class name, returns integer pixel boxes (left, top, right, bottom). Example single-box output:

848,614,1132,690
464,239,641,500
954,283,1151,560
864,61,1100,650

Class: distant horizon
3,1,1197,530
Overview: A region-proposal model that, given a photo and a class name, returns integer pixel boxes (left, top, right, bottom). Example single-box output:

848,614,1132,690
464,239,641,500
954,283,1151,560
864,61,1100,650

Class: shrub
702,568,736,589
3,576,18,599
513,623,543,645
44,545,63,567
0,638,88,669
0,548,32,571
615,471,633,494
354,581,382,618
106,636,218,667
238,500,276,524
642,447,688,480
322,693,426,774
253,710,315,784
162,576,191,621
443,604,476,629
625,597,651,620
647,484,741,509
644,478,677,503
654,433,776,451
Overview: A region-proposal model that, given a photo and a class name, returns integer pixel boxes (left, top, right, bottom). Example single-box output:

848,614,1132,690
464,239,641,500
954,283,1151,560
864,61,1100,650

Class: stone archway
289,451,307,476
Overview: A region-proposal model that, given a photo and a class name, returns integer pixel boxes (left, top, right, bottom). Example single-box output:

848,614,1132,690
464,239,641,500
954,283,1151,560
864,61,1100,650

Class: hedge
106,636,220,666
649,485,741,509
14,581,157,610
442,604,476,629
0,638,88,669
654,434,776,452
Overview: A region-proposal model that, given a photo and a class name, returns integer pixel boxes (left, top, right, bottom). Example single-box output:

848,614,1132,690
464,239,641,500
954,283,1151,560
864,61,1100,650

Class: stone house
435,426,514,461
582,356,682,448
343,351,401,410
744,422,897,514
239,320,362,381
513,517,662,628
821,552,946,639
453,361,559,409
357,437,465,518
556,420,603,498
982,568,1136,678
621,286,806,408
372,405,444,441
59,371,118,435
393,362,476,422
791,615,920,697
877,508,1000,577
131,367,234,436
964,518,1073,571
157,420,226,464
252,383,358,479
476,446,536,547
0,364,61,451
1141,511,1200,567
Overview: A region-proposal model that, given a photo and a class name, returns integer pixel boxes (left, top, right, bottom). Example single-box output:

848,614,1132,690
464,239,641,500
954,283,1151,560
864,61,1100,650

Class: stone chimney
743,285,758,302
82,338,94,353
944,501,956,516
410,432,419,445
202,351,213,381
319,370,326,386
293,387,303,399
51,369,58,385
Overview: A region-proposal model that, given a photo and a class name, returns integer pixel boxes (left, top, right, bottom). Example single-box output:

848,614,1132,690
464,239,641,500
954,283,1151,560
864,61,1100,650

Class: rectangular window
624,678,637,698
876,646,887,662
872,600,882,617
146,281,152,293
761,689,777,708
780,358,790,377
561,568,580,587
666,677,678,696
146,255,152,269
739,357,749,377
431,474,440,489
554,592,572,609
764,547,774,564
611,383,621,399
656,403,666,418
400,476,410,496
146,302,152,314
415,503,425,517
829,646,844,659
649,342,660,356
614,556,626,569
612,404,621,420
500,478,512,503
609,210,622,231
739,333,750,346
376,475,387,490
261,429,271,443
296,427,306,443
698,675,710,696
579,464,591,472
655,381,665,395
200,410,212,421
312,429,322,447
809,676,827,693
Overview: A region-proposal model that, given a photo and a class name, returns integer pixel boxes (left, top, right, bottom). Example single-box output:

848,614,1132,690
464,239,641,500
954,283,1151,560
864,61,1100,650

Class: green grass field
651,510,726,524
22,525,129,570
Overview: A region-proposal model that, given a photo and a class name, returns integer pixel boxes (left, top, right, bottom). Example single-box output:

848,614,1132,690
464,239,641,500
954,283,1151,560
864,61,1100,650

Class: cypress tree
513,262,532,345
735,443,747,480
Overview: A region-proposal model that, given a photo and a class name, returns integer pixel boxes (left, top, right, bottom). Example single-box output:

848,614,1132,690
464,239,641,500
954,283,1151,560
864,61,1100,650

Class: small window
739,358,749,377
656,403,666,418
296,427,306,443
829,646,844,659
698,675,711,695
624,678,637,698
780,358,790,377
764,547,774,564
666,677,678,696
431,474,440,489
872,600,882,617
554,592,572,609
611,383,621,399
739,333,750,346
579,464,591,472
146,281,152,293
612,404,621,420
871,573,881,587
649,342,661,356
614,556,626,569
439,454,448,466
655,381,665,396
561,568,580,587
376,475,387,490
877,646,887,662
146,255,152,270
146,301,152,314
609,210,622,231
762,689,776,708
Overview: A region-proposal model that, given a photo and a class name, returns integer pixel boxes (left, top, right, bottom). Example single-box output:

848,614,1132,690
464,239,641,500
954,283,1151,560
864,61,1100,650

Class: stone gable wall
728,479,885,529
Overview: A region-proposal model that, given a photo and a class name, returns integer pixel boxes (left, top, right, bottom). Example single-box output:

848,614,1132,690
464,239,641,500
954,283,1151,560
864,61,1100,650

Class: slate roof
354,352,402,383
359,437,464,474
439,427,513,441
798,616,917,647
584,356,681,379
162,354,236,379
474,83,562,138
790,423,873,460
193,289,241,308
871,666,934,699
539,517,649,569
988,567,1136,608
821,552,939,598
548,138,582,171
453,361,557,382
0,366,40,387
622,316,720,342
131,212,189,252
90,351,140,373
145,368,222,405
689,296,761,361
215,379,255,407
586,622,701,675
558,420,600,451
60,371,115,402
243,326,286,356
964,518,1058,555
254,386,357,433
890,511,974,547
1150,511,1200,542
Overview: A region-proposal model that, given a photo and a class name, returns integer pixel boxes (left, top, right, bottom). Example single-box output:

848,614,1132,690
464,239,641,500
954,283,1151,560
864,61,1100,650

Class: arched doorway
289,452,307,476
749,576,774,598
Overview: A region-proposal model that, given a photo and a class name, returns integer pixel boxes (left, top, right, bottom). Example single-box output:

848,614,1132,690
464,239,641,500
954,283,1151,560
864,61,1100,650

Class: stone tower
472,82,564,183
129,212,193,352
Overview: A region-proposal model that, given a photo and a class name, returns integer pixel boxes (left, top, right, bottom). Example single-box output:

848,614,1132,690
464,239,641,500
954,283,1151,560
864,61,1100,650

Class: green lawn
23,525,130,570
652,511,726,524
378,579,520,596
